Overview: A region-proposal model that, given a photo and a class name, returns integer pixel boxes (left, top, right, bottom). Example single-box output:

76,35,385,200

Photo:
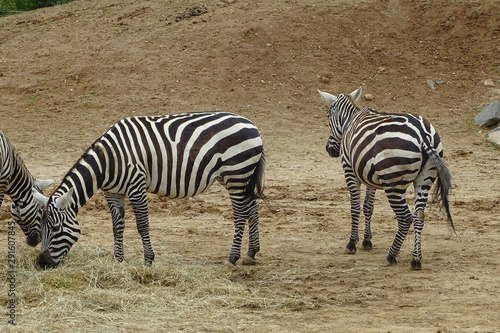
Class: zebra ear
32,188,49,206
54,188,74,210
318,90,337,104
349,86,363,102
35,179,56,190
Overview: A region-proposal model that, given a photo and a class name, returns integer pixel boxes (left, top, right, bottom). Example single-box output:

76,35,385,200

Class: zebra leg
226,196,248,266
241,199,260,266
105,193,126,262
362,187,376,250
128,188,155,266
410,171,436,270
345,176,362,254
411,210,424,270
385,189,412,265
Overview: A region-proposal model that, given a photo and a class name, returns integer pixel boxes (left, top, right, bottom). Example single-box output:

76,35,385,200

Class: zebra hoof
226,255,239,267
344,248,356,254
362,239,373,250
144,256,155,266
386,254,397,265
241,255,257,266
345,240,357,254
224,260,237,269
411,259,422,270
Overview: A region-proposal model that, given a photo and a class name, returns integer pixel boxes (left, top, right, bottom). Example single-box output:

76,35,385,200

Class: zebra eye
52,223,61,233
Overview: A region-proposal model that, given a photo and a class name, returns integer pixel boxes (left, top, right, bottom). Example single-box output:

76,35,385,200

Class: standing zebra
0,130,54,246
33,112,266,269
318,87,454,269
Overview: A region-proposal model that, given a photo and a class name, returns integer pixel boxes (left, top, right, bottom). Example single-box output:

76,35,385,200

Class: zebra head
11,179,55,247
33,188,81,269
318,87,363,158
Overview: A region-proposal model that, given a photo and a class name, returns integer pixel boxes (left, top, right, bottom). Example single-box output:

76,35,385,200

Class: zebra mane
344,94,363,111
365,107,387,115
364,107,410,118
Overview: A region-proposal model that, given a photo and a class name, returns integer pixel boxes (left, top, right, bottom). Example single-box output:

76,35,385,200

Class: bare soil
1,0,500,332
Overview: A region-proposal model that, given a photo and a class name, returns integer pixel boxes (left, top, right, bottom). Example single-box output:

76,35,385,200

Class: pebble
364,94,374,101
484,79,495,87
426,79,436,90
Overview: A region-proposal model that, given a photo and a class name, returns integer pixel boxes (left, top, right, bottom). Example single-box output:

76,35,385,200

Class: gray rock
474,101,500,127
426,79,436,90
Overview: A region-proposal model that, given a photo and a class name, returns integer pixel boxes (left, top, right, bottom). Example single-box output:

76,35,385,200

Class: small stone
377,67,386,73
364,93,374,101
426,79,436,90
484,79,495,87
320,76,330,83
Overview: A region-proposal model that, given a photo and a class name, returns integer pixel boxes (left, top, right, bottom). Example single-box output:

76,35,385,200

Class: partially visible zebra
33,112,266,269
318,87,454,269
0,130,54,246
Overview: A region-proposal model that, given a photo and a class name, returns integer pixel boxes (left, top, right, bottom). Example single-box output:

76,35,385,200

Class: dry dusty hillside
1,0,500,332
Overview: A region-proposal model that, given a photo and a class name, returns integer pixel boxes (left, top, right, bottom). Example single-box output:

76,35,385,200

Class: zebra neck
59,149,105,211
341,105,364,131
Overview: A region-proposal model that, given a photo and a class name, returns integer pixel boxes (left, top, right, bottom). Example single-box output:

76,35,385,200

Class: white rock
484,79,495,86
487,127,500,145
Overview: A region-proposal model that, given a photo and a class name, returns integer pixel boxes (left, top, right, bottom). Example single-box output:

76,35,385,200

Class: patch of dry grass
1,240,320,332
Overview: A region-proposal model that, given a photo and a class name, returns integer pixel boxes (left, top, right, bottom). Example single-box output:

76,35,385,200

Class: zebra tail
246,151,269,205
424,144,456,235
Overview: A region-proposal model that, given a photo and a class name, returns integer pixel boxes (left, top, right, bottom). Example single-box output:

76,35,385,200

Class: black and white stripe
319,87,454,269
34,112,266,268
0,130,53,246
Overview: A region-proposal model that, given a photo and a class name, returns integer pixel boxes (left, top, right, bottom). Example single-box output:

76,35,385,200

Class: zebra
318,87,454,270
0,130,54,246
33,111,266,269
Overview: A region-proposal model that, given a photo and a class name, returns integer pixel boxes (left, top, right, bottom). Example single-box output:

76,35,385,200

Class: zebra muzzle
38,250,57,269
26,232,41,247
326,144,340,158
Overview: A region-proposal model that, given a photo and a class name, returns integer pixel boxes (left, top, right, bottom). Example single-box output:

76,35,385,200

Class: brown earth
1,0,500,332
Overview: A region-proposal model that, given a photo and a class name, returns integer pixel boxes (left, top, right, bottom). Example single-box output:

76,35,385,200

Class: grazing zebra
0,130,54,246
318,87,454,269
33,112,266,269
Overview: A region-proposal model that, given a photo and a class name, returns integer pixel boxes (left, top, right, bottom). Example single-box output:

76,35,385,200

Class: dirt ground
1,0,500,332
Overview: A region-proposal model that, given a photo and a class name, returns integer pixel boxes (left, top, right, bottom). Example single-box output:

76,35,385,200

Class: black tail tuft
426,146,456,235
246,151,271,208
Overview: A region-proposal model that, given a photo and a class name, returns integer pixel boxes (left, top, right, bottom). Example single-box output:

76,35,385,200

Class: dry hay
1,241,321,332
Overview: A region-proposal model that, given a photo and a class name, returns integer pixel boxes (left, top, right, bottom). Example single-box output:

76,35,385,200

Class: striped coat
319,87,454,269
34,112,266,268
